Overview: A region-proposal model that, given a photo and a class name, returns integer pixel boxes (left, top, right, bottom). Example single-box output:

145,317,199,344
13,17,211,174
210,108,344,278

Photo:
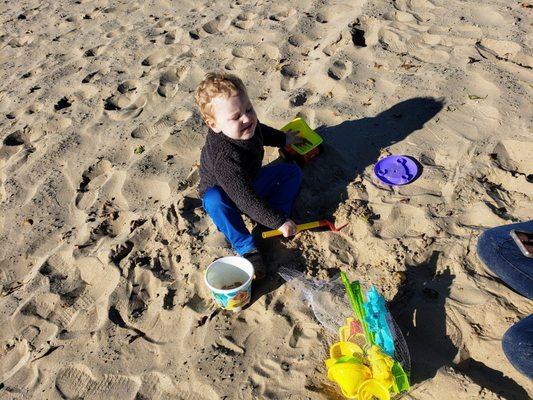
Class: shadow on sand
259,97,528,398
260,97,444,282
390,252,528,399
293,97,444,221
260,96,444,282
390,251,458,382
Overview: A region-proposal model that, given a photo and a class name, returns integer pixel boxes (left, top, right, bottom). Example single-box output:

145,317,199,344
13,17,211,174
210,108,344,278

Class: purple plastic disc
373,155,419,186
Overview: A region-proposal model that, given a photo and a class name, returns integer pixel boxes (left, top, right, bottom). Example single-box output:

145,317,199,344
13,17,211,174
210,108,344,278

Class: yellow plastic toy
330,341,364,359
326,341,365,368
280,117,323,155
367,345,394,389
357,379,391,400
325,343,393,400
324,274,410,399
327,362,372,399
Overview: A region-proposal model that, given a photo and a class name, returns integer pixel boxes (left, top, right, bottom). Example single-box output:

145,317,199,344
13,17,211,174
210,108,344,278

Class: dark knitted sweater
198,122,287,229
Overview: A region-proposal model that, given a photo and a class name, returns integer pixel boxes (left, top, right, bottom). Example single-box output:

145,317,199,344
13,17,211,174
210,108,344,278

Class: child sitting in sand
195,72,304,279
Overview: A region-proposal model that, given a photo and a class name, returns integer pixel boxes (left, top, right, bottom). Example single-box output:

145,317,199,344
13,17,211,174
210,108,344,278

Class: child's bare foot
244,250,266,280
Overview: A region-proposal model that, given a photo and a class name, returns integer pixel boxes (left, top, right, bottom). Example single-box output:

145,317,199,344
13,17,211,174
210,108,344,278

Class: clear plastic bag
278,267,411,374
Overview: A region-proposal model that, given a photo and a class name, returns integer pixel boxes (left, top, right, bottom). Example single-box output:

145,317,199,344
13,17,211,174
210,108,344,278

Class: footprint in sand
0,91,11,112
289,88,316,107
288,33,314,53
233,12,256,30
117,79,143,96
0,339,30,385
373,203,438,239
15,312,58,357
249,356,302,397
287,323,321,349
137,371,213,400
83,44,107,58
55,364,141,400
138,372,180,400
493,139,532,175
384,10,416,23
131,119,174,140
104,93,147,121
457,201,506,229
202,15,231,34
158,64,190,98
323,31,351,56
109,221,204,343
75,159,113,210
394,0,435,11
269,8,296,22
121,174,172,212
1,363,38,396
231,45,257,59
36,254,119,331
469,4,508,27
225,46,258,71
113,289,198,344
81,65,108,84
3,130,27,148
110,221,204,341
141,50,169,66
328,59,353,80
279,60,310,91
259,42,281,60
225,57,249,71
164,27,185,45
407,39,450,64
476,38,531,68
378,25,451,64
105,25,131,39
6,33,34,48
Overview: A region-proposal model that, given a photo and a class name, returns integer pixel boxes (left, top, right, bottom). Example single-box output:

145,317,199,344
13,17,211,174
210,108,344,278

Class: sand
0,0,532,399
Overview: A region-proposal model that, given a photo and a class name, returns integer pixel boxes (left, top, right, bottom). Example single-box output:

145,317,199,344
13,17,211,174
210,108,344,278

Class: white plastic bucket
204,256,254,312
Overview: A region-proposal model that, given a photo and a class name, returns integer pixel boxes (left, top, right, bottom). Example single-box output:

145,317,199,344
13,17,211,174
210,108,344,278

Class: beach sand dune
0,0,531,399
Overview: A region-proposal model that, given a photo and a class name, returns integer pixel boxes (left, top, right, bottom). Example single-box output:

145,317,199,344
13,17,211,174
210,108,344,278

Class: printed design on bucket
205,256,255,311
212,289,251,310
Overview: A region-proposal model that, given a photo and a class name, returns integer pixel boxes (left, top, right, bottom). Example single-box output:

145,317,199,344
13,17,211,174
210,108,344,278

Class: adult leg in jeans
502,314,533,379
477,220,533,378
477,220,533,299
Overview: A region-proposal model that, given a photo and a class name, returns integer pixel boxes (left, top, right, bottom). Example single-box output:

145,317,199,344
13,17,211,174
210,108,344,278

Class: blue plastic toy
363,286,395,357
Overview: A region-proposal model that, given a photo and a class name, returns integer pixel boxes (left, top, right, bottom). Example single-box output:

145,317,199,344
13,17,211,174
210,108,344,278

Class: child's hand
278,219,297,237
285,130,309,147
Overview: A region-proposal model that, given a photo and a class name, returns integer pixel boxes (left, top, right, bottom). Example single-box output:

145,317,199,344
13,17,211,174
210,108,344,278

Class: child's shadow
295,97,444,221
255,97,444,298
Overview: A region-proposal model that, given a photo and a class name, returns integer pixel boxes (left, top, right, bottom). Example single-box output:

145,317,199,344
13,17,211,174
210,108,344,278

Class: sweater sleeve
260,122,287,148
214,151,287,229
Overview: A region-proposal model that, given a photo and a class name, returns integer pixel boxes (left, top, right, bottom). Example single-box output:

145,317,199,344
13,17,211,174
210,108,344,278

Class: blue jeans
477,220,533,379
203,163,302,256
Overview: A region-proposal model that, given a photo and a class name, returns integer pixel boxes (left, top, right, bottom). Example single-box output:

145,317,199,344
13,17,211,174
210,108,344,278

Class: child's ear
206,118,222,133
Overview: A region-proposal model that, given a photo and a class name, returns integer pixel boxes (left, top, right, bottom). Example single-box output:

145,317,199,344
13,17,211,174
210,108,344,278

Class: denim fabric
502,314,533,379
203,163,302,255
477,220,533,299
477,220,533,378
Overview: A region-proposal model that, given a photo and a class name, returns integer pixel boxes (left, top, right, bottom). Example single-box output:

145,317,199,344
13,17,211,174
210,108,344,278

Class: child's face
207,92,257,140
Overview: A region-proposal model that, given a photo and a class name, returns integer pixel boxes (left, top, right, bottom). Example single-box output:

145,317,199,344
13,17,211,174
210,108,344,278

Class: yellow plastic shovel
261,219,347,239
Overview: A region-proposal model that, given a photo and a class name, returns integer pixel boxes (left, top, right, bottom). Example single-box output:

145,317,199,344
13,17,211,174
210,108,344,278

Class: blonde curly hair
195,72,247,125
